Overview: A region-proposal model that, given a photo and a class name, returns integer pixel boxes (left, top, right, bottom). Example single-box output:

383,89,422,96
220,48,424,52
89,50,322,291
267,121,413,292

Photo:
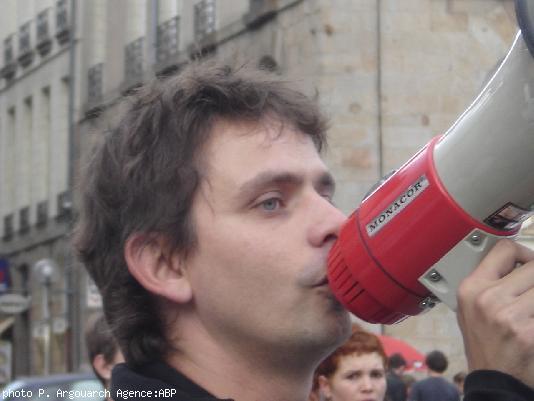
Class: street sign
0,293,31,314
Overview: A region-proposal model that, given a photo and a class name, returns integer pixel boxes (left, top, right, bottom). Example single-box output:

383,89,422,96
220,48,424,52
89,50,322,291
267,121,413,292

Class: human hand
456,239,534,388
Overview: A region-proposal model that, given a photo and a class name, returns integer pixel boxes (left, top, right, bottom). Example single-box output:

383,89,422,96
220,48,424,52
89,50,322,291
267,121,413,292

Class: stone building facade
0,0,78,380
1,0,526,379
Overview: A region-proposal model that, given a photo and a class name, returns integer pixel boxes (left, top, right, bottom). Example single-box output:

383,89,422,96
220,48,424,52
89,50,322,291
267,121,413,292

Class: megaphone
328,0,534,324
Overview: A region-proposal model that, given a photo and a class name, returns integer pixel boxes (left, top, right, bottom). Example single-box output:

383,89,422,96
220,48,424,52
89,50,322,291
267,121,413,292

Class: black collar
111,361,233,401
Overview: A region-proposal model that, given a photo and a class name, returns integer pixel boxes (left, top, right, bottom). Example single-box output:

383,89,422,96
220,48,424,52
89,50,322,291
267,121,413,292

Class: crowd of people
307,324,467,401
85,311,471,401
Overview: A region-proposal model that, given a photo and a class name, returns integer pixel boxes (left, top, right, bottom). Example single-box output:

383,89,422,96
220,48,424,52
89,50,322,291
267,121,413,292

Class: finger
498,260,534,298
468,240,534,281
509,285,534,320
513,288,534,322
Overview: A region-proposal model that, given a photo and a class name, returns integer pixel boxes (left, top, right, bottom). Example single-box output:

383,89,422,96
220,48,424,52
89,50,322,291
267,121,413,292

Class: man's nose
307,194,347,247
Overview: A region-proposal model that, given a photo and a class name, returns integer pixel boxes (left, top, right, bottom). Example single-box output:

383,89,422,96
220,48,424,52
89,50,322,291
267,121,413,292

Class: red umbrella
378,335,426,372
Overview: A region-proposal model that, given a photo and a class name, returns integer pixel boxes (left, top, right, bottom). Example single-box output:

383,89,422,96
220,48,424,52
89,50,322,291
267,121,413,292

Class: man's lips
313,276,329,287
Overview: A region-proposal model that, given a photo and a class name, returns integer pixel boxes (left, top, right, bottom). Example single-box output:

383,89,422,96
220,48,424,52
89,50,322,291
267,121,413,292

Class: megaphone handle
418,229,517,310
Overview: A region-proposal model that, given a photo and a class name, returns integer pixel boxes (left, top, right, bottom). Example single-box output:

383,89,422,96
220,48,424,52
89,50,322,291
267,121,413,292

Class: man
386,353,408,401
85,312,124,400
74,60,534,401
75,62,352,401
408,350,459,401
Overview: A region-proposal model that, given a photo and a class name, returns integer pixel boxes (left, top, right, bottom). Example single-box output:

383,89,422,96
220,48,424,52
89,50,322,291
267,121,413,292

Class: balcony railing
55,0,70,45
88,63,103,104
124,37,144,85
244,0,278,28
4,35,14,64
56,191,72,220
18,21,34,67
37,8,53,56
2,214,14,241
1,35,17,80
157,16,180,64
36,200,48,227
19,207,30,234
194,0,216,42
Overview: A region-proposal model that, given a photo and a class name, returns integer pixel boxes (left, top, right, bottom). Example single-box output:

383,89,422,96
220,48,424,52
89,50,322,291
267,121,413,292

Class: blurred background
0,0,532,384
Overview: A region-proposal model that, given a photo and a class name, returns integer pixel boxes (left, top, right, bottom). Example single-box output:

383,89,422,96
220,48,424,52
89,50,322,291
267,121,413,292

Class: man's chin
324,297,352,341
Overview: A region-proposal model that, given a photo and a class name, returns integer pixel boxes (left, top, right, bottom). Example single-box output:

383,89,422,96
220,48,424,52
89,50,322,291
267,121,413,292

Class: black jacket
110,362,232,401
464,370,534,401
386,372,407,401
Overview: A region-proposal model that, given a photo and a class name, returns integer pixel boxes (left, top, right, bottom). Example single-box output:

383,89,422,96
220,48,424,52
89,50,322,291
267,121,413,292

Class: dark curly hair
73,60,328,367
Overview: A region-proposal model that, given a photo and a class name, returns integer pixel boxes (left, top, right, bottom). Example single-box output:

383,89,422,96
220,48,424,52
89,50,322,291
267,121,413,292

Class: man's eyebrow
238,172,303,198
238,170,335,198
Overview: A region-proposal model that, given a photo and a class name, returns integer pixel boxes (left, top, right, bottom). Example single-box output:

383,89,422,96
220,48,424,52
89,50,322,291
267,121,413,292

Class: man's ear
124,233,193,304
318,375,332,400
92,354,113,382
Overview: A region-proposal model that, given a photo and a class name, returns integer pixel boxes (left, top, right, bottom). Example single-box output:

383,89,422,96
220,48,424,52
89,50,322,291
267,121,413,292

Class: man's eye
260,198,281,211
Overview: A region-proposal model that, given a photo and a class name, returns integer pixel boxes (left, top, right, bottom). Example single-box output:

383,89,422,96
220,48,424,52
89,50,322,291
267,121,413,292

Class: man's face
184,118,351,360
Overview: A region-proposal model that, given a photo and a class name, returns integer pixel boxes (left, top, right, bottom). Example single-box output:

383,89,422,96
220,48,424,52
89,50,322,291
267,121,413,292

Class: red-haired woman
315,326,389,401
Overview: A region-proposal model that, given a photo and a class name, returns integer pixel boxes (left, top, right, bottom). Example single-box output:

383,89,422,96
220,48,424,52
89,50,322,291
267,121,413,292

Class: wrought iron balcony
3,35,14,64
124,37,144,85
244,0,279,28
36,200,49,227
157,16,180,64
2,214,14,241
88,63,103,104
194,0,216,42
1,35,17,80
18,21,35,67
55,0,70,45
37,8,53,56
19,207,30,234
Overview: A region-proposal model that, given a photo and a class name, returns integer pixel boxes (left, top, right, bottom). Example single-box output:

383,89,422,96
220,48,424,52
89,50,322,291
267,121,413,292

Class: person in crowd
408,350,459,401
401,374,417,399
453,371,466,398
308,373,324,401
315,326,388,401
75,61,352,401
74,59,534,401
386,353,408,401
85,312,124,400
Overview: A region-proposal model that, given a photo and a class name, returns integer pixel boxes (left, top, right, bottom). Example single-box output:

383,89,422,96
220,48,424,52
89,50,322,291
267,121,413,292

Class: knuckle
471,286,499,316
495,238,516,253
493,308,515,328
457,280,474,303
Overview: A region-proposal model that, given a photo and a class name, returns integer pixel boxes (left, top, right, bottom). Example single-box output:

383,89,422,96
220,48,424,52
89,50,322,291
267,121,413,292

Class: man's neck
166,318,320,401
428,370,443,378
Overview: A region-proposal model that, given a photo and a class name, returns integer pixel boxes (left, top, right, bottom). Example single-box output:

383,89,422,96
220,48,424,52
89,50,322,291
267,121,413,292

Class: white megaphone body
328,0,534,324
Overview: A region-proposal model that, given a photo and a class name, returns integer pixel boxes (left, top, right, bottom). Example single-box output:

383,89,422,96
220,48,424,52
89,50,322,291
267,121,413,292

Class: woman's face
319,352,386,401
